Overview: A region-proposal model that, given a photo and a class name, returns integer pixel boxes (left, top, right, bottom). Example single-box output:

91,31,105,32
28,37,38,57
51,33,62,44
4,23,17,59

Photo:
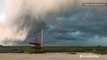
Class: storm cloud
1,0,107,46
44,5,107,46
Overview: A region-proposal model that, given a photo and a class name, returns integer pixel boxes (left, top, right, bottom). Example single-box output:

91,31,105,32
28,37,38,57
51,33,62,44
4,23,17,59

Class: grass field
0,46,107,54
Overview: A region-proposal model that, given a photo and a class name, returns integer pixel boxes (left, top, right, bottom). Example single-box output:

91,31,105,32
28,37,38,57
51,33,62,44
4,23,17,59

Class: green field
0,46,107,54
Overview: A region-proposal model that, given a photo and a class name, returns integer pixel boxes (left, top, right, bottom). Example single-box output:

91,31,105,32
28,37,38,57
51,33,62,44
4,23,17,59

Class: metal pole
41,29,44,51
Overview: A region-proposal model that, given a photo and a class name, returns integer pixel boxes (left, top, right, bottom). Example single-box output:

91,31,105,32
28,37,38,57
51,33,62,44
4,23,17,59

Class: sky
0,0,5,23
43,7,107,46
1,0,107,46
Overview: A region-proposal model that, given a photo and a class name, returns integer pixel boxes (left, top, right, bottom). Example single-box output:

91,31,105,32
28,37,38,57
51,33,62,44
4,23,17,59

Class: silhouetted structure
29,30,43,53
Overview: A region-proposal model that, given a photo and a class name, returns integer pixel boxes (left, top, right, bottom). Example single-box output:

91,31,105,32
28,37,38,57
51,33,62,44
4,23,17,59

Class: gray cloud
43,6,107,45
3,0,107,46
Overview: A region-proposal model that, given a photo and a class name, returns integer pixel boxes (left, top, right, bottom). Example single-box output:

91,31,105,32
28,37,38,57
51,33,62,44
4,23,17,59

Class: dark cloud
42,6,107,45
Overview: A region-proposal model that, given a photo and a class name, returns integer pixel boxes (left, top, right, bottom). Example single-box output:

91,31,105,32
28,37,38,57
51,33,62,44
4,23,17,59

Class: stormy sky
44,7,107,46
43,1,107,46
1,0,107,46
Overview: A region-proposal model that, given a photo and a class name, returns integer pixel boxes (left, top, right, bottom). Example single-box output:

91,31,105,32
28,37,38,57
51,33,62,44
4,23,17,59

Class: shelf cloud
0,0,107,45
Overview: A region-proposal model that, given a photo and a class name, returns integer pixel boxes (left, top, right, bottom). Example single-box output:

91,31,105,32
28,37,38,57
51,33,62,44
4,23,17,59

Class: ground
0,53,107,60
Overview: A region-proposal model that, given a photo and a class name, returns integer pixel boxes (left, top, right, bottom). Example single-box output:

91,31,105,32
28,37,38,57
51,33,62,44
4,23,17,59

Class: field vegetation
0,46,107,54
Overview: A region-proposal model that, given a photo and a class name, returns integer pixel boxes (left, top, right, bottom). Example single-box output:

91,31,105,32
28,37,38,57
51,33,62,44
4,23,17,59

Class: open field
0,46,107,60
0,46,107,54
0,53,107,60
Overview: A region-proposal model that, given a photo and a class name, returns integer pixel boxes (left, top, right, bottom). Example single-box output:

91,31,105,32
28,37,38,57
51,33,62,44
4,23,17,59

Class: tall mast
41,29,44,48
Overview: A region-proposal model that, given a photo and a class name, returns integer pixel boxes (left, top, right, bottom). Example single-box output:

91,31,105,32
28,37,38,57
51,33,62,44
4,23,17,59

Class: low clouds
43,6,107,46
2,0,107,46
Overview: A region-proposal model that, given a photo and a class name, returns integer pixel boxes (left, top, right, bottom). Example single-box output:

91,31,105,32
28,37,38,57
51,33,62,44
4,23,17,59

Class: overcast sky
1,0,107,46
43,7,107,46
